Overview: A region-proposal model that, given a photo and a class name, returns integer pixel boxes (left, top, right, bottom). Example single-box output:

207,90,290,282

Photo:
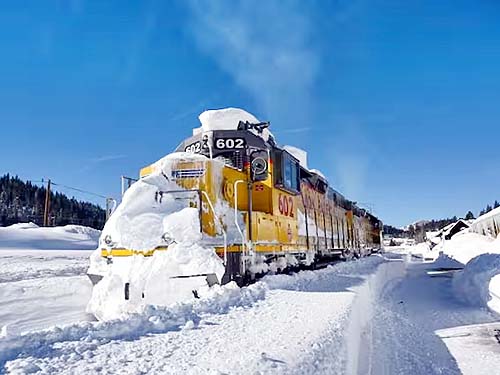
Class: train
88,108,383,309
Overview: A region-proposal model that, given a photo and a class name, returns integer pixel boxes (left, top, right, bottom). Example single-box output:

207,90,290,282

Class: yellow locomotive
93,108,382,287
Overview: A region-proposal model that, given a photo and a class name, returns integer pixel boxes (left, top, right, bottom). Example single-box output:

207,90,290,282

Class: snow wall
453,253,500,316
346,258,406,375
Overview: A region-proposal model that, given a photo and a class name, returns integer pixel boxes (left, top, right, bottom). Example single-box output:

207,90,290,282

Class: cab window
284,153,299,192
273,149,300,194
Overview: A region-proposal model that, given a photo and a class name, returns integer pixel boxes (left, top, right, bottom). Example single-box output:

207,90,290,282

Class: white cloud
89,155,127,163
185,0,319,128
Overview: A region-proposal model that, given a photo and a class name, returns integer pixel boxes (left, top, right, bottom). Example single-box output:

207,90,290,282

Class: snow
430,253,464,270
369,259,497,375
2,216,500,373
88,153,233,320
0,223,100,250
395,231,500,317
0,255,409,374
309,168,327,179
88,207,226,321
194,107,274,142
433,231,499,265
436,322,500,375
453,253,500,315
283,145,308,168
0,250,93,335
392,231,500,320
473,205,500,223
0,224,98,335
404,241,434,260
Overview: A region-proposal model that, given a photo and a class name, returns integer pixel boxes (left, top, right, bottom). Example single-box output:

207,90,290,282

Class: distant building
425,219,471,246
442,220,471,240
471,207,500,238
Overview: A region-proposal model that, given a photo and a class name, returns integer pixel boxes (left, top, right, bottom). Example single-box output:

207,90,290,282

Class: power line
50,181,108,199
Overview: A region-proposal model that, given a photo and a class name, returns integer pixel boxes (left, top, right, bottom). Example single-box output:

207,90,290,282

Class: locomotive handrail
233,180,247,274
200,190,228,265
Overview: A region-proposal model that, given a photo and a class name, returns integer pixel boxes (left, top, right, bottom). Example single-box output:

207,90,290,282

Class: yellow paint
105,151,380,260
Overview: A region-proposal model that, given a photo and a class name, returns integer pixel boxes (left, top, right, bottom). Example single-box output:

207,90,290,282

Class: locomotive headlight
103,235,113,246
161,232,175,246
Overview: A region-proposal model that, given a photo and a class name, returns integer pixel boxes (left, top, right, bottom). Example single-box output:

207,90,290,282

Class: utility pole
43,179,51,226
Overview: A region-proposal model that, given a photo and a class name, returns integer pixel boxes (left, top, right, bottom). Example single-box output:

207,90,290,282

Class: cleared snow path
369,258,499,375
1,255,406,374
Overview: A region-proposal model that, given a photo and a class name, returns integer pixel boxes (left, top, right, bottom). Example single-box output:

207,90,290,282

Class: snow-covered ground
1,248,408,374
370,257,498,375
0,223,100,250
0,224,98,335
1,223,499,374
0,250,94,335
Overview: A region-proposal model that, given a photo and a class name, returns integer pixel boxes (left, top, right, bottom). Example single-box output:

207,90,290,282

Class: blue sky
1,0,499,227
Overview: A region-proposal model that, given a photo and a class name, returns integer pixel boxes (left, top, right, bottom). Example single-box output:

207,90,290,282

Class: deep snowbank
453,253,500,315
0,223,100,250
420,232,500,316
433,232,498,265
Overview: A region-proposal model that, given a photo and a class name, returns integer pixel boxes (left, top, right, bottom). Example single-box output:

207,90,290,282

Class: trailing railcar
97,109,383,285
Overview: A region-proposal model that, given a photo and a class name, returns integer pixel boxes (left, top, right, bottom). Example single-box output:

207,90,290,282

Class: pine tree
0,174,106,229
465,211,475,220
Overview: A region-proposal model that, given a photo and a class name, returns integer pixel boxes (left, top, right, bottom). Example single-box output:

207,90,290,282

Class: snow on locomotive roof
283,145,327,180
194,108,332,186
309,168,326,180
193,107,272,141
283,145,308,169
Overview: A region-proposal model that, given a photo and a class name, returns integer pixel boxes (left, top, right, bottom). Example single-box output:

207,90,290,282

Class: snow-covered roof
282,146,327,180
309,168,326,180
473,206,500,224
194,108,273,141
430,220,470,240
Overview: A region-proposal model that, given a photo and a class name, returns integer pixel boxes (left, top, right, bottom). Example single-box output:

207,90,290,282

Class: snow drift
433,231,497,265
429,232,500,315
0,223,100,250
88,207,225,321
87,153,227,320
453,253,500,315
194,107,274,142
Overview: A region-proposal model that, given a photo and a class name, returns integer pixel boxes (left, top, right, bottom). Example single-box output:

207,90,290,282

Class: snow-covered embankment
430,232,500,316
